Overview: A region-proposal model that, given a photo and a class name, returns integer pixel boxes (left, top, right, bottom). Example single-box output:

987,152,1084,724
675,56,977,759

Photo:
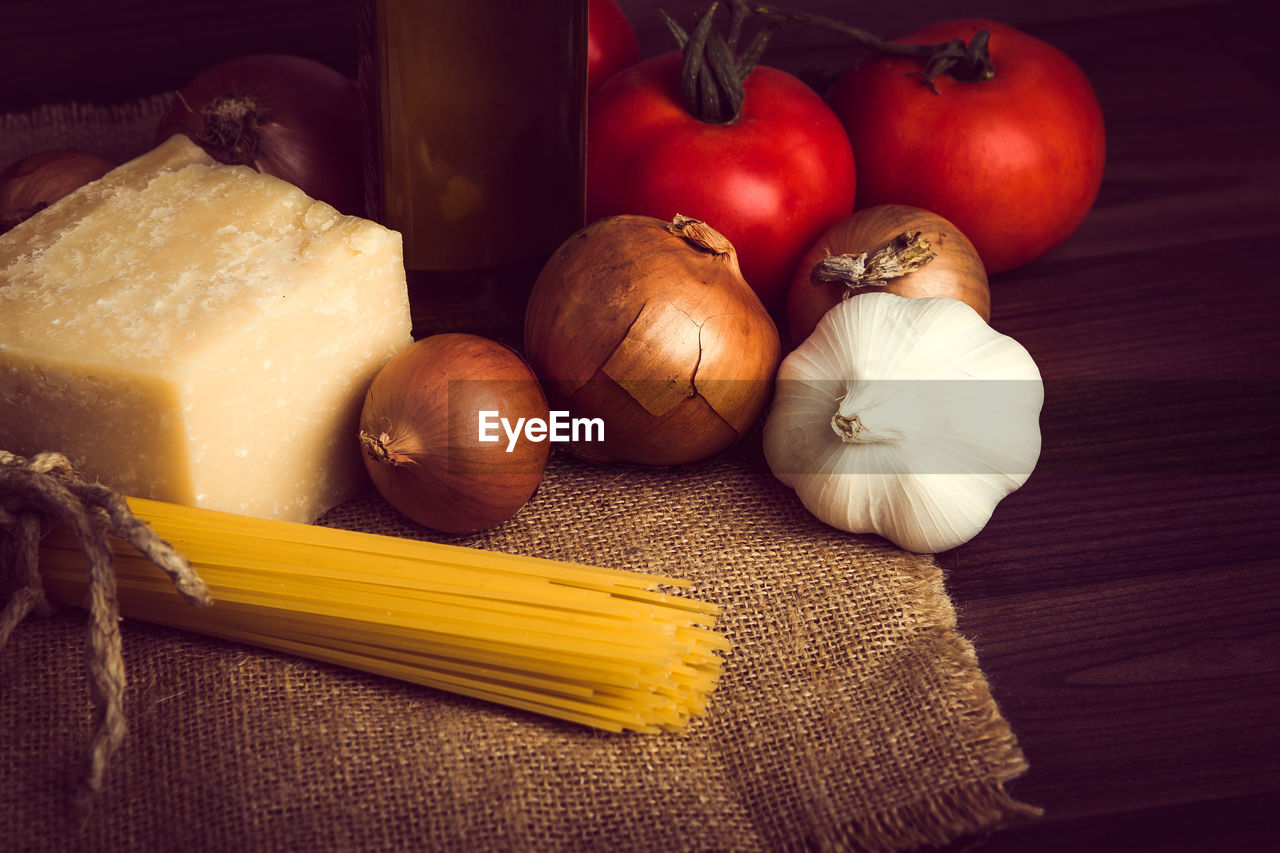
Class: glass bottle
359,0,588,348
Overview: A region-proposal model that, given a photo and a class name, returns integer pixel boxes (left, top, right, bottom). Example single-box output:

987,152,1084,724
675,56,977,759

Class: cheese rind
0,135,413,522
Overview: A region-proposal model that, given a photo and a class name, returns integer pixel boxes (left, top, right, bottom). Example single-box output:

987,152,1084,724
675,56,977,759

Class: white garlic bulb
763,292,1043,553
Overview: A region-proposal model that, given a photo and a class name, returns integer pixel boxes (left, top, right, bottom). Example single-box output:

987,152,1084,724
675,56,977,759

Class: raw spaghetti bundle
36,496,728,734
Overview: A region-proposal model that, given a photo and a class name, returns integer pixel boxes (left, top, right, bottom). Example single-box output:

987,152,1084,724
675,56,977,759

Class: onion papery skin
525,215,781,466
0,149,116,233
785,204,990,348
155,54,363,216
359,334,551,534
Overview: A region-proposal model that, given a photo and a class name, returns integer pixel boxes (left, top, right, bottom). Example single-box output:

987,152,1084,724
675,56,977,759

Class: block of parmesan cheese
0,135,412,522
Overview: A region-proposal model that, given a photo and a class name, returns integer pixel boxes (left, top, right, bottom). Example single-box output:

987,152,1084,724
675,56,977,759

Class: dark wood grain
930,2,1280,849
3,0,1277,849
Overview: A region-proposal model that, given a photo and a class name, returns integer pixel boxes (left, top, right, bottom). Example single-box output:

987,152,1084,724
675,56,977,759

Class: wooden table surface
4,1,1278,850
930,3,1280,848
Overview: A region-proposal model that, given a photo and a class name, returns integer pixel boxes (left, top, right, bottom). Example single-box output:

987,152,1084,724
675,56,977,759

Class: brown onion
156,54,363,216
359,334,551,534
785,204,990,347
0,149,115,233
524,214,781,466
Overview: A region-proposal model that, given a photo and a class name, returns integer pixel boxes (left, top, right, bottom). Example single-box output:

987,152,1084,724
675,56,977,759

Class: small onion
0,149,115,233
785,204,990,346
359,334,551,534
156,54,363,216
525,214,781,466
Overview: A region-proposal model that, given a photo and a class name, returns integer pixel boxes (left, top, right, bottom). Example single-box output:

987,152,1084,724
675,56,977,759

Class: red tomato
587,51,856,317
828,19,1105,274
588,0,641,94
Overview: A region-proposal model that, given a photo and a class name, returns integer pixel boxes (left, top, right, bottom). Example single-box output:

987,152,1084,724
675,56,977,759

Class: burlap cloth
1,99,1038,852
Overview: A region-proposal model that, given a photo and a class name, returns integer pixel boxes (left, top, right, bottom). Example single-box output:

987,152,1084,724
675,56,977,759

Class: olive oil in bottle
360,0,587,346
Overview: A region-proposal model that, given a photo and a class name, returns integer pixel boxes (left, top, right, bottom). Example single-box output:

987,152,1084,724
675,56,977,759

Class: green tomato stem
662,1,995,124
735,1,995,92
662,1,775,124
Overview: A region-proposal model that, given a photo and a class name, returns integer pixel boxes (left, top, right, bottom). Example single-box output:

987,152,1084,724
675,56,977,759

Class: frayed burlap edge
0,94,172,167
831,778,1041,853
828,552,1041,852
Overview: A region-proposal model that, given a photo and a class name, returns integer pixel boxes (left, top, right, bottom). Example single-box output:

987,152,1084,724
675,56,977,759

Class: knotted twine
0,450,210,812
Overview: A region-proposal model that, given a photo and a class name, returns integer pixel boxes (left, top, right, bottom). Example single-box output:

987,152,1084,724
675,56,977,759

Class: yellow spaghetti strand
38,497,728,733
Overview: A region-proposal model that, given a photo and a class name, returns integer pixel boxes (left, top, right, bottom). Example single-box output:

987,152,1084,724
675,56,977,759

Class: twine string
0,450,210,811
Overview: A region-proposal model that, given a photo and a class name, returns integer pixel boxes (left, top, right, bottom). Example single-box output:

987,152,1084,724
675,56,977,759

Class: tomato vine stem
737,1,995,93
662,1,995,124
662,1,775,124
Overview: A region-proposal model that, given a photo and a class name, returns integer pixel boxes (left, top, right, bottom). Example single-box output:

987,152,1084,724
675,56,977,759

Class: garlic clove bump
763,292,1043,553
